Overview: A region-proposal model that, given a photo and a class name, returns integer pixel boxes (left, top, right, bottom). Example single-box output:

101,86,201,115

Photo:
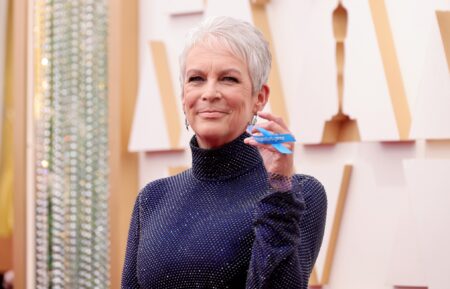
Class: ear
253,84,269,113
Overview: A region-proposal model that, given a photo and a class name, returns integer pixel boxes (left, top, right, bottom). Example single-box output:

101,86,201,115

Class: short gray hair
179,16,271,94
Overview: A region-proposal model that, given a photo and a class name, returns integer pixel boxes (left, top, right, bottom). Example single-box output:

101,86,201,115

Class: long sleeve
121,194,141,289
246,175,327,289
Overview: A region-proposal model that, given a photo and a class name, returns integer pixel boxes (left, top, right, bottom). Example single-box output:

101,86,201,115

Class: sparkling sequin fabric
122,133,327,289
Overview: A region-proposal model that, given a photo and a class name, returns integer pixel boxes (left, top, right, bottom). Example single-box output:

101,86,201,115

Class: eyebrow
221,68,242,75
185,68,242,76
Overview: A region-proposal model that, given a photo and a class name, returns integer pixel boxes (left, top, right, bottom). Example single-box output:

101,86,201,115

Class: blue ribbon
247,125,296,154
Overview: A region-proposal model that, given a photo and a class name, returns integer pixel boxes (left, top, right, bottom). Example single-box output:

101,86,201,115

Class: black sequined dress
122,133,327,289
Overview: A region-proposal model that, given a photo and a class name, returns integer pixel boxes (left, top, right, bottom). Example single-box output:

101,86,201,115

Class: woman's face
183,44,268,149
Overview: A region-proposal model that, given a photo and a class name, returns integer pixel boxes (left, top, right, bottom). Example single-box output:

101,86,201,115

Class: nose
201,80,221,101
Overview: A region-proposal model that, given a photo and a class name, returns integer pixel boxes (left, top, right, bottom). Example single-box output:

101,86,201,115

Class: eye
188,76,204,82
222,76,239,83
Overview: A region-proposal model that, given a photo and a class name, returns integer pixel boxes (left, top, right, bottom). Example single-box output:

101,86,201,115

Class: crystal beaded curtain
34,0,109,288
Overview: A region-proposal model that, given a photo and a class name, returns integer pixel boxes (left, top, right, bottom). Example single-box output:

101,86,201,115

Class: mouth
197,108,228,118
198,110,228,118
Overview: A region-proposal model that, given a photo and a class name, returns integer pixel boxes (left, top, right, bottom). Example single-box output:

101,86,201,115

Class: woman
122,16,327,289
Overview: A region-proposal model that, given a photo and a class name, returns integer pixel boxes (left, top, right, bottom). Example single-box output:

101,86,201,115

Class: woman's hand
244,111,295,180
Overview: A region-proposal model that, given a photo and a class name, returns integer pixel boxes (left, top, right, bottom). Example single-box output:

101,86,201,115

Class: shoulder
292,174,327,210
141,169,191,193
137,169,192,206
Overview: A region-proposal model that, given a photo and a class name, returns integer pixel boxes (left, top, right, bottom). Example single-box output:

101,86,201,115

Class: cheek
183,91,196,111
230,94,255,114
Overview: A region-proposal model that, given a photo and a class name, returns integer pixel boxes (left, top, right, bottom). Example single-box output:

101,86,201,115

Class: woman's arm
246,175,327,289
121,194,141,289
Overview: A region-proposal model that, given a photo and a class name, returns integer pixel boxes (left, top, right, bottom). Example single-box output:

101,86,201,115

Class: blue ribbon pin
247,125,296,154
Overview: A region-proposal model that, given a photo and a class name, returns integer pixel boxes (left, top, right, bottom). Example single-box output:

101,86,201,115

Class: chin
193,125,236,148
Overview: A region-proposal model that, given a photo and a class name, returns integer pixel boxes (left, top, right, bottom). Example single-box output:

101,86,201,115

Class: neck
190,132,264,181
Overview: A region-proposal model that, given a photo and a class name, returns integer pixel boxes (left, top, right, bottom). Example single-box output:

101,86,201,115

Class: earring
250,114,257,126
185,118,190,131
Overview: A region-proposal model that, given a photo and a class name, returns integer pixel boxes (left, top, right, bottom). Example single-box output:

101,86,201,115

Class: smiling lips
198,109,229,118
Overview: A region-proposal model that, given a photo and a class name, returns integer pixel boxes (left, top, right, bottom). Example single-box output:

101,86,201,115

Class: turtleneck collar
190,132,264,181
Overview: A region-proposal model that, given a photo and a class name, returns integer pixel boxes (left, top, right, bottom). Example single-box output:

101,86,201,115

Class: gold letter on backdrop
309,164,353,286
322,1,361,144
369,0,411,141
250,1,290,125
436,11,450,73
150,41,182,149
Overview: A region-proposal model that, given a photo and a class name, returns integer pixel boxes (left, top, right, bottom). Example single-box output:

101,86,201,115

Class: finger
253,120,288,135
257,111,289,130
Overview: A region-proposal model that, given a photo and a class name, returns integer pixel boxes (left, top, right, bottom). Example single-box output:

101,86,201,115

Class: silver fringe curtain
34,0,109,288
